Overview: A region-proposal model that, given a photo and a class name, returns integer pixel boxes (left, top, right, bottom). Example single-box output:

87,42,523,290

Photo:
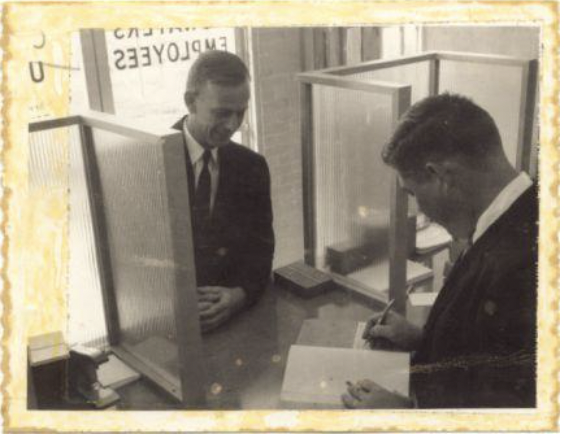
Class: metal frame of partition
298,50,538,313
29,113,206,407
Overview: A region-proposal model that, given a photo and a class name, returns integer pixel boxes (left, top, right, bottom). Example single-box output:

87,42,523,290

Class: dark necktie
194,150,212,222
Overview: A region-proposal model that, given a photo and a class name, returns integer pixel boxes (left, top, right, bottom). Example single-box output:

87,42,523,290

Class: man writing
343,94,537,408
173,50,275,333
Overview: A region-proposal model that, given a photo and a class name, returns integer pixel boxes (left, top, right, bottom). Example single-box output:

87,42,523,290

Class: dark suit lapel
172,116,196,205
184,146,196,205
215,143,235,215
422,246,476,335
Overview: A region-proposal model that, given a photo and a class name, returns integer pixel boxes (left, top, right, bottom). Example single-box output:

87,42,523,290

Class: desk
116,283,380,410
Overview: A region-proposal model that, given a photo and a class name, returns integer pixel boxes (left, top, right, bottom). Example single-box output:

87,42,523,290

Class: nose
224,112,242,133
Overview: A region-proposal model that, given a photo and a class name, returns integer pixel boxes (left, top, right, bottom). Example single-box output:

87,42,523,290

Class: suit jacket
173,117,275,306
412,184,538,408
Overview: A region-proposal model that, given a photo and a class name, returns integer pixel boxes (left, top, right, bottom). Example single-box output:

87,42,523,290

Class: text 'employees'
113,37,229,70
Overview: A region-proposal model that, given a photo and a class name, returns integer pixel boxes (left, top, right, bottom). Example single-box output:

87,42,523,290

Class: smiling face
186,80,250,149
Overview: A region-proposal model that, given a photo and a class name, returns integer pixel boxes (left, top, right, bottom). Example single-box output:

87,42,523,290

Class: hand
342,379,412,409
362,310,422,351
198,286,247,333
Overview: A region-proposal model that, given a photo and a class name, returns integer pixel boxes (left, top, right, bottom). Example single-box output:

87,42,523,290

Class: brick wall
251,28,305,268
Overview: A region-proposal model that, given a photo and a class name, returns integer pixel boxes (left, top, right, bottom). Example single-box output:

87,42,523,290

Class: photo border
1,0,559,432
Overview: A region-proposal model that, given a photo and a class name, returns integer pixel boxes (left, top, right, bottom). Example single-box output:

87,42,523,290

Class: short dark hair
382,93,504,175
186,50,249,97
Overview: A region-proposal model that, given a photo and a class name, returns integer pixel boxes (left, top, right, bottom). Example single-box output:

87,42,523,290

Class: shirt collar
183,118,218,166
472,172,533,244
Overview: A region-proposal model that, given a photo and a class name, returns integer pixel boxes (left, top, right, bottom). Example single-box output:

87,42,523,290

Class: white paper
352,322,371,350
408,291,439,307
281,345,410,407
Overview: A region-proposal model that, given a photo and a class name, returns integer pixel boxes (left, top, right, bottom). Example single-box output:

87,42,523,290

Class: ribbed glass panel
91,128,180,378
68,127,108,349
439,60,523,167
312,84,394,269
346,62,430,217
29,126,110,349
348,61,431,103
29,127,71,190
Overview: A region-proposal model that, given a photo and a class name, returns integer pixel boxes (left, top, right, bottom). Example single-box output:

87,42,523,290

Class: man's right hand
362,310,423,351
197,286,247,333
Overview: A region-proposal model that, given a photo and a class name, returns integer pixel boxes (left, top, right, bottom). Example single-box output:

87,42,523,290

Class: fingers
362,312,384,339
198,286,223,306
200,307,230,332
198,286,222,296
197,287,244,332
368,324,393,340
198,293,221,303
198,301,212,312
199,301,225,319
341,392,359,409
342,381,374,409
199,291,229,322
358,379,379,392
346,382,364,401
198,286,222,293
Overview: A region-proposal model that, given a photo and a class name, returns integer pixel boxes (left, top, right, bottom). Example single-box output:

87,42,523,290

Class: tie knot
202,149,212,166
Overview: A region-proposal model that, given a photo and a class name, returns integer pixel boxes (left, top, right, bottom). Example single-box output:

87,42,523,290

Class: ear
184,91,197,114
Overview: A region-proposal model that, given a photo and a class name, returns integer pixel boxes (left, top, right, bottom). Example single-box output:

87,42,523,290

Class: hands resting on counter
197,286,247,333
342,310,423,409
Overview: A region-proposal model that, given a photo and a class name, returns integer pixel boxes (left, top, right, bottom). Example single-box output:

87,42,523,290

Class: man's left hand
342,379,412,409
198,286,247,333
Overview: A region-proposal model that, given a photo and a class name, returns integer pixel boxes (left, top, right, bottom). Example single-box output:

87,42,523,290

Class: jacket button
484,300,497,316
217,247,228,257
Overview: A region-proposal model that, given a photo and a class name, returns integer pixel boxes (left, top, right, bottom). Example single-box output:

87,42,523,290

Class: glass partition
302,76,432,306
68,127,109,349
90,128,181,379
312,84,394,268
29,115,205,406
439,59,524,168
344,60,432,215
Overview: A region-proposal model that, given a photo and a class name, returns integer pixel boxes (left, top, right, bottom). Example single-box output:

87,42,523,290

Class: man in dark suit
172,50,274,333
343,93,537,408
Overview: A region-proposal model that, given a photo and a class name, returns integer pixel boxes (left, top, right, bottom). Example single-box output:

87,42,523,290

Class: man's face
187,80,250,148
398,170,451,231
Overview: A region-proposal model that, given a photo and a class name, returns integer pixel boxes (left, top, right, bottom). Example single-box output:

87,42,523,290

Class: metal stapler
68,345,120,409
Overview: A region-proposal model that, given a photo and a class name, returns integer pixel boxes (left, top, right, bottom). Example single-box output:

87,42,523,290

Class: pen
376,298,396,326
361,298,396,340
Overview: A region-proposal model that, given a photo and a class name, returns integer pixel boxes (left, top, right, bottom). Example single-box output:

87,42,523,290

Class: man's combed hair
382,93,504,175
186,50,249,96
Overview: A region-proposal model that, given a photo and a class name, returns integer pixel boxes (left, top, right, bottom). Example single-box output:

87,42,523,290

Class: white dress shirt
472,172,533,244
183,119,220,212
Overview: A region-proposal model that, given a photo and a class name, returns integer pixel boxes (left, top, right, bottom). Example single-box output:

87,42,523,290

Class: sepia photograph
27,23,541,411
2,1,559,432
